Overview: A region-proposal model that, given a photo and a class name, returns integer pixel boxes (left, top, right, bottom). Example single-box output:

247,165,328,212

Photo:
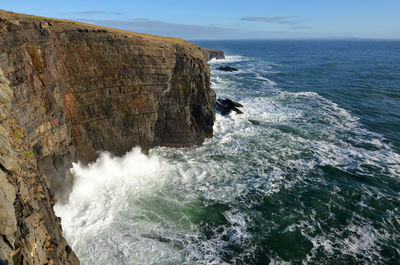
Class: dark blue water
57,40,400,264
197,40,400,154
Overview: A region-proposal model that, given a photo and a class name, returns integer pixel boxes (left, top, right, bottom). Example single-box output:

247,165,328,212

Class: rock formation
204,48,225,61
215,98,243,115
0,9,215,264
216,66,238,72
0,67,79,265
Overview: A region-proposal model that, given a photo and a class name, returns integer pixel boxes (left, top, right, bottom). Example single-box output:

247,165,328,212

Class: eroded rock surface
0,68,79,265
0,9,215,264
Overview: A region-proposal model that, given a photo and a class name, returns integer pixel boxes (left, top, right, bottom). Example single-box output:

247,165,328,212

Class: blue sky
2,0,400,40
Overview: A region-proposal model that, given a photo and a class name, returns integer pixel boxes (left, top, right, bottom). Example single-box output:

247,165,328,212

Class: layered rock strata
0,9,215,264
0,68,79,265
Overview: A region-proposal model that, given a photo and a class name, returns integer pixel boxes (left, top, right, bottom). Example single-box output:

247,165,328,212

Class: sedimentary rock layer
0,9,215,264
0,68,79,265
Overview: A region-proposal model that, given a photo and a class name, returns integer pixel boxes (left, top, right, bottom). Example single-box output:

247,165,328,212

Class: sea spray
54,148,176,263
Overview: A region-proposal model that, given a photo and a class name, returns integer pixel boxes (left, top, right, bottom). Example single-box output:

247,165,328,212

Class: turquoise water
56,40,400,264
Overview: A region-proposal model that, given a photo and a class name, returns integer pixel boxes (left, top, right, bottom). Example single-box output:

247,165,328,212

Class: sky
2,0,400,40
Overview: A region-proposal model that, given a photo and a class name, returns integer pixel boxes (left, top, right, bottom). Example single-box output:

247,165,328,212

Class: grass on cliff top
0,9,197,47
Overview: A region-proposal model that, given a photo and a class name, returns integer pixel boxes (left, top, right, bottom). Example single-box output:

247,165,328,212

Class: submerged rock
216,66,239,72
215,98,244,115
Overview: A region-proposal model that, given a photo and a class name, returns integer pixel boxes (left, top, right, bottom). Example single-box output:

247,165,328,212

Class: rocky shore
0,10,215,264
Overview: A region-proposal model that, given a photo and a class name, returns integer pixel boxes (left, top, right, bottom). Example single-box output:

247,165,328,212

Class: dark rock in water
204,48,225,61
215,98,243,115
216,66,238,72
223,98,243,108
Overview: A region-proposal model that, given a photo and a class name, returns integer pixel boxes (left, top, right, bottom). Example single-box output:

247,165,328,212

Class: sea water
55,40,400,264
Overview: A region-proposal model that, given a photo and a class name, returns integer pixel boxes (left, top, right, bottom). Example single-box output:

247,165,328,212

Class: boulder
215,98,243,115
216,66,238,72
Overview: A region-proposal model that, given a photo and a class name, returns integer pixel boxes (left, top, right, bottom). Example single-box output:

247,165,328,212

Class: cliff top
0,9,203,54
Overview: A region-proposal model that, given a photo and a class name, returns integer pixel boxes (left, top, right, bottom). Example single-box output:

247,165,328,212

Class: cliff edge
0,10,215,264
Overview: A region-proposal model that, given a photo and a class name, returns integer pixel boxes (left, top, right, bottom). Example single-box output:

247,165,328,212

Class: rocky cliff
0,68,79,265
204,48,225,61
0,10,215,264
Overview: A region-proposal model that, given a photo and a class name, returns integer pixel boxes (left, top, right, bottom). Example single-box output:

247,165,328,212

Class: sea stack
205,48,225,61
0,9,215,265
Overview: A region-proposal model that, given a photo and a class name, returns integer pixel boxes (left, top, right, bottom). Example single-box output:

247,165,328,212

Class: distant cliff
0,10,215,264
205,48,225,61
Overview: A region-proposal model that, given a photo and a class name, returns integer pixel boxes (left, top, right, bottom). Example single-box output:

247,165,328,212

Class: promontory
0,10,215,264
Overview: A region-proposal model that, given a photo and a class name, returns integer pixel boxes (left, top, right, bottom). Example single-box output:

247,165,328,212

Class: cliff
0,10,215,264
0,69,79,265
204,48,225,61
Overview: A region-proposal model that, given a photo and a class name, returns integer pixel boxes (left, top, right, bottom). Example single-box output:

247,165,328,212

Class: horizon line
189,37,400,42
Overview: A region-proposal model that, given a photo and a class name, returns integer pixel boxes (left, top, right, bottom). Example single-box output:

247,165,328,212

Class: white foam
211,69,248,76
254,74,277,86
54,148,179,264
55,144,260,264
208,55,251,65
55,148,167,226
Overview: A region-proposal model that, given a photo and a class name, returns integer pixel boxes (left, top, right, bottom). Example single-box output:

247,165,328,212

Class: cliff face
0,10,215,264
0,10,215,195
0,68,79,265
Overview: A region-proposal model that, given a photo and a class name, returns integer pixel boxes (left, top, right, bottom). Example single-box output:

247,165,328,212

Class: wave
254,74,277,86
208,55,251,65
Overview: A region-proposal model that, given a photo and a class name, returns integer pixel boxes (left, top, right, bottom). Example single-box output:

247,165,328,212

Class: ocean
55,40,400,264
